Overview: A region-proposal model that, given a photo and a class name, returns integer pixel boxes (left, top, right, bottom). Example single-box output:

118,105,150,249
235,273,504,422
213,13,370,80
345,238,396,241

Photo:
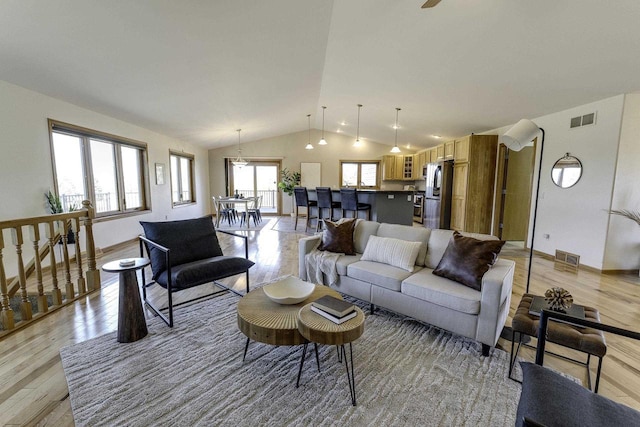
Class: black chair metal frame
516,309,640,426
139,230,250,327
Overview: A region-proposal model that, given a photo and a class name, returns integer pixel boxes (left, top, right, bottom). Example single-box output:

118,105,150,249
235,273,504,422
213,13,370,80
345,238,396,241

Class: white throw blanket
305,242,341,286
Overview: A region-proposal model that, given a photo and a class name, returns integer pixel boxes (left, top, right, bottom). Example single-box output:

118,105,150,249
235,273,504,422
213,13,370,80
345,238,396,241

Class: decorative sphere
544,287,573,311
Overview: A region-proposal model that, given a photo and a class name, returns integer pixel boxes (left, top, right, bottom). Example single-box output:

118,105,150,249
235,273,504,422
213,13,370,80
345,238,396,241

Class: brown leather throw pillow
432,231,505,291
318,218,357,255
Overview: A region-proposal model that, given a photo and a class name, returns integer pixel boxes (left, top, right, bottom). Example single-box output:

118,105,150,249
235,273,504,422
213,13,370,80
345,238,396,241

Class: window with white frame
170,151,195,206
340,161,380,189
48,119,149,217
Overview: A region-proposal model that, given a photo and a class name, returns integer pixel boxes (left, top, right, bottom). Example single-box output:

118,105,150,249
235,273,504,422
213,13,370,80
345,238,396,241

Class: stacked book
311,295,357,324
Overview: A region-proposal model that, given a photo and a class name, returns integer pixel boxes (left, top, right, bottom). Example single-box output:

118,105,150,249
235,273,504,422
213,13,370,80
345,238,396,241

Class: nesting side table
297,304,365,406
102,258,150,343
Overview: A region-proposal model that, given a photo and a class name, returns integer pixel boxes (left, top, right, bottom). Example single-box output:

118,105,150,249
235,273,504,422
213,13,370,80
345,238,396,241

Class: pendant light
353,104,363,147
305,114,314,150
390,108,402,153
232,129,248,167
318,106,327,145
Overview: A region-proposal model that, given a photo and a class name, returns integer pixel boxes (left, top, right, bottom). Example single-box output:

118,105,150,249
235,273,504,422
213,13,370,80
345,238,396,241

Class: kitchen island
308,189,415,225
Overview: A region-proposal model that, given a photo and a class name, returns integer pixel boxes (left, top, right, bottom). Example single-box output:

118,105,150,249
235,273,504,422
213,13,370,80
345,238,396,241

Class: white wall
489,95,625,270
0,80,210,275
604,93,640,270
208,130,415,214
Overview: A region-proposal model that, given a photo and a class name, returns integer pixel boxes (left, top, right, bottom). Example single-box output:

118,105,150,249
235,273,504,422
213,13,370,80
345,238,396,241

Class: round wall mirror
551,153,582,188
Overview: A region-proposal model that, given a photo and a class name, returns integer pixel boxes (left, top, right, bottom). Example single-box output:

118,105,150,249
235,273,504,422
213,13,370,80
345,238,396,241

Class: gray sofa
299,220,515,356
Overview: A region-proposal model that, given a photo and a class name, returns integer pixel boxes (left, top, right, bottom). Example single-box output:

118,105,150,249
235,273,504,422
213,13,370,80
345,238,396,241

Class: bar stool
315,187,341,231
293,187,318,232
340,188,371,220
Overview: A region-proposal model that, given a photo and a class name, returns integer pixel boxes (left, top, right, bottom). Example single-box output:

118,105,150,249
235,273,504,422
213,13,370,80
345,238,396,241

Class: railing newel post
82,200,100,291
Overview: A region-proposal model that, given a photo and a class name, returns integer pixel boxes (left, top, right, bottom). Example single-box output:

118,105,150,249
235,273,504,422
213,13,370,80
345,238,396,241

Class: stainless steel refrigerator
424,161,453,229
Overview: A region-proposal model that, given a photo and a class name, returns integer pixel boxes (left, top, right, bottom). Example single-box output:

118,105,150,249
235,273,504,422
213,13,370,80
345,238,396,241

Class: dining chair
315,187,341,231
293,187,318,232
340,188,371,220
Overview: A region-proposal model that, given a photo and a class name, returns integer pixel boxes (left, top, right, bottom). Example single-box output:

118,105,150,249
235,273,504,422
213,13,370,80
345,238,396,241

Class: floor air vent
555,250,580,273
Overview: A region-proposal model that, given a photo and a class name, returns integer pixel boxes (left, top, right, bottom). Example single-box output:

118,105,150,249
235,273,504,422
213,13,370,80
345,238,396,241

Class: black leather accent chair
293,187,318,232
515,309,640,427
315,187,341,231
340,188,371,220
139,217,254,327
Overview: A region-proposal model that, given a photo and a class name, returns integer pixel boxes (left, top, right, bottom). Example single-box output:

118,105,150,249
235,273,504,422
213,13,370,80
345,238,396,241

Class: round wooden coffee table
237,284,341,360
297,304,365,406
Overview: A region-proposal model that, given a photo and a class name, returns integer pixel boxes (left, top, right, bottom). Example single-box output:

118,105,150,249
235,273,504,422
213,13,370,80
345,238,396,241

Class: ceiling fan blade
422,0,442,8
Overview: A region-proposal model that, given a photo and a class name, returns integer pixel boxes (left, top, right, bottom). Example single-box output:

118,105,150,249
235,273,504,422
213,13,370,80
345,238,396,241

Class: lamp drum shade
500,119,540,152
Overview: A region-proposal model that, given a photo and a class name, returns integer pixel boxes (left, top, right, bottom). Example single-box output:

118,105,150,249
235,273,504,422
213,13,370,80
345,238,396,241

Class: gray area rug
60,293,521,426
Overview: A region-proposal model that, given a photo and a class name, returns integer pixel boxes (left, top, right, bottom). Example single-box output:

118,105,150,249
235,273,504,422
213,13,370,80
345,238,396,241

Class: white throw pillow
360,235,422,272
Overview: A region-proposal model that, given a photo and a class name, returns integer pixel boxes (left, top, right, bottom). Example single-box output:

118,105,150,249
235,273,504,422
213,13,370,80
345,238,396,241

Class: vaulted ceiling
1,1,640,149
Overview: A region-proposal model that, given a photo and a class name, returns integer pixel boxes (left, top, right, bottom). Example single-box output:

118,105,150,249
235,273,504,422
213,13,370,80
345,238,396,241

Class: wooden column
29,225,48,313
11,227,32,321
82,200,100,291
0,233,15,330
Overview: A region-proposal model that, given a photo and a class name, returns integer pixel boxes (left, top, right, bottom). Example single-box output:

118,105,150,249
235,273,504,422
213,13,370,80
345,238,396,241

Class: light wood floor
1,217,640,426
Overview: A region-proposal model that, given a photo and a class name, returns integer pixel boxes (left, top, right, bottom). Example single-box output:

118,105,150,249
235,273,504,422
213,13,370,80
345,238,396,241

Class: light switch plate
388,195,394,199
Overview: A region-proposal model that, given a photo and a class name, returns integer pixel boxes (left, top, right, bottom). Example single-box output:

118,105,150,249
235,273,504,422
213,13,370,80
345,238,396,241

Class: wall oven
413,193,424,224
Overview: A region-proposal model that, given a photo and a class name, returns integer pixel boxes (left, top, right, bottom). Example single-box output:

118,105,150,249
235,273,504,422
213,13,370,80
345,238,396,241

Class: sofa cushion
516,362,640,427
347,260,419,291
377,223,430,266
156,256,255,291
335,254,362,276
140,217,224,281
318,218,357,255
401,268,481,314
425,229,500,269
361,235,422,272
353,220,380,254
425,229,455,269
433,232,505,291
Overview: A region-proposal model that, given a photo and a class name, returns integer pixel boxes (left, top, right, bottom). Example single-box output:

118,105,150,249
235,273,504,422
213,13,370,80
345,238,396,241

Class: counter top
307,189,415,193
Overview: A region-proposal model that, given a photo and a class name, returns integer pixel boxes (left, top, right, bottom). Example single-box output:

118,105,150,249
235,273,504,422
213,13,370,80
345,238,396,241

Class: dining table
215,196,258,229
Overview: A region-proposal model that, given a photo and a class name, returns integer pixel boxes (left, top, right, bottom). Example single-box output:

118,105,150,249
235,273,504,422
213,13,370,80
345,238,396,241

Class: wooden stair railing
0,200,100,334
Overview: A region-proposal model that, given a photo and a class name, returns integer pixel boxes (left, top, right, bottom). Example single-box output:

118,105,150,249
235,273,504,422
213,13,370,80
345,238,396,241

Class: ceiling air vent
569,112,597,129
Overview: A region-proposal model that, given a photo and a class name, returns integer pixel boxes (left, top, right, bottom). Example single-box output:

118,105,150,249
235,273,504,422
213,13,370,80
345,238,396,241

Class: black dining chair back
293,187,318,232
340,188,371,220
315,187,341,231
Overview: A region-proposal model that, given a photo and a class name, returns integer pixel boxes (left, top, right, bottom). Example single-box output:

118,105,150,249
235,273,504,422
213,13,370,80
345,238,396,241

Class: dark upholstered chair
340,188,371,220
139,217,254,327
315,187,341,231
293,187,318,232
515,309,640,427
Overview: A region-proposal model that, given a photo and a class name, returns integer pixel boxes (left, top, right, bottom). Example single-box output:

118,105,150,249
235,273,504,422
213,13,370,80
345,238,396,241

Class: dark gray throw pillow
140,217,223,280
432,231,504,291
318,218,357,255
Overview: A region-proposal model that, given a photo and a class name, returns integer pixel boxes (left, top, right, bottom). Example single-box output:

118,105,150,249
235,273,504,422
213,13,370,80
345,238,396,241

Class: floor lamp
499,119,545,341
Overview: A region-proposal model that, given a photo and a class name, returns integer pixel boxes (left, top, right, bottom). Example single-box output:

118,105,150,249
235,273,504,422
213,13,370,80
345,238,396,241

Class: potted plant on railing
45,190,76,244
277,168,301,215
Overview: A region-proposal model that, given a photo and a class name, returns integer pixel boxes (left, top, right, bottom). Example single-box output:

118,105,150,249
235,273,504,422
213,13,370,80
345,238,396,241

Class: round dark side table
102,258,150,343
